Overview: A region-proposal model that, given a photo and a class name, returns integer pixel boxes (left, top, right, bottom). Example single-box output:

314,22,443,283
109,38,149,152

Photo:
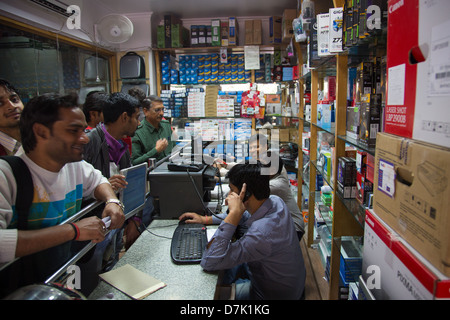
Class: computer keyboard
170,223,208,264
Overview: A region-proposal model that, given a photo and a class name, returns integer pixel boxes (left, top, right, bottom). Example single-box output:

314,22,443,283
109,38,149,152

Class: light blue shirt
201,195,306,299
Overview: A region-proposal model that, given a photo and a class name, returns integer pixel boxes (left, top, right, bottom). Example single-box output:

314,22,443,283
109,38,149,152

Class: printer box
373,132,450,277
385,0,450,148
363,209,450,300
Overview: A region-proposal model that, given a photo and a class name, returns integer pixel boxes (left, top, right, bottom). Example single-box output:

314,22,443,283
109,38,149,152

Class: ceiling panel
97,0,299,19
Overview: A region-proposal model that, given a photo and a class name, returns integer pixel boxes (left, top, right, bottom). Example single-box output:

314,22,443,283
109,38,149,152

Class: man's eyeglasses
152,107,164,113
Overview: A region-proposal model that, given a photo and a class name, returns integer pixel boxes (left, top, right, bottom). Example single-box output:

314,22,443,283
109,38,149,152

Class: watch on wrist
105,199,125,211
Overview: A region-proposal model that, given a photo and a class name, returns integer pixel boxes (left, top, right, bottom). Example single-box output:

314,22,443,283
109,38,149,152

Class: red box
363,210,450,300
385,0,450,148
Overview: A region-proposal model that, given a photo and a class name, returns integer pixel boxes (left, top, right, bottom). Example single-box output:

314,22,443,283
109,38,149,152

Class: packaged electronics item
317,13,331,56
373,132,450,276
221,21,229,46
190,25,198,46
359,94,381,148
228,17,238,46
337,157,356,199
385,0,450,148
329,7,343,53
363,210,450,300
211,19,221,46
346,105,360,140
163,14,181,48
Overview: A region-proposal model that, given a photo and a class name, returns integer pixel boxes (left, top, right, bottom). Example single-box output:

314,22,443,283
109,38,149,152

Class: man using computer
180,162,306,300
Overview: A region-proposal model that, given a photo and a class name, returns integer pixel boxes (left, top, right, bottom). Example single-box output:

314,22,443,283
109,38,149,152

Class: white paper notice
387,63,406,106
428,19,450,97
378,159,396,198
244,46,260,70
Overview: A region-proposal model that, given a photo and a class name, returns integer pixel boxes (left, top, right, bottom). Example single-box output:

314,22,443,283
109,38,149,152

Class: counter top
88,219,218,300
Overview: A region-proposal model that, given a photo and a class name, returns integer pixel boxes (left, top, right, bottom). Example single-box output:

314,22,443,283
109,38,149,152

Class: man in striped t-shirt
0,93,125,297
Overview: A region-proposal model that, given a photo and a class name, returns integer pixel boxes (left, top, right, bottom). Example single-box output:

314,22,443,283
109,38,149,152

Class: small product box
317,13,331,57
228,17,238,46
211,19,221,46
329,7,343,53
221,21,229,46
337,157,356,199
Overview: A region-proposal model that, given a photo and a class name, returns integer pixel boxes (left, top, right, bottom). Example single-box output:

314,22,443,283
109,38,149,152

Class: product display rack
297,1,387,299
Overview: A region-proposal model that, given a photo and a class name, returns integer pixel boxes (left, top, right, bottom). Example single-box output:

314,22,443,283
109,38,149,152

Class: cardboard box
269,16,282,44
282,9,296,43
253,19,262,45
363,209,450,300
228,17,238,46
279,129,290,142
385,0,450,148
245,20,254,45
373,132,450,276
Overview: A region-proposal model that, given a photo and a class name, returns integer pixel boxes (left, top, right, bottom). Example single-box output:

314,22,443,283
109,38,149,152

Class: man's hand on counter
178,212,212,225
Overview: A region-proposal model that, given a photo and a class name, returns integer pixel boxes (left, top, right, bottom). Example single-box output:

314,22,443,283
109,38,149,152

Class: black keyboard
170,223,207,264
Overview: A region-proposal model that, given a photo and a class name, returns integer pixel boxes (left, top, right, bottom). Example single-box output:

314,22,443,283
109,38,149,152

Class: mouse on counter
178,217,193,225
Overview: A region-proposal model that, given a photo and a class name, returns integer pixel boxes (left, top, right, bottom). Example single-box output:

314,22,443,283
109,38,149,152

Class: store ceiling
97,0,299,19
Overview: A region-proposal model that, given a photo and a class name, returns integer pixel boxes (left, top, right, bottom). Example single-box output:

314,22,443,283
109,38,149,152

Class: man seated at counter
179,162,306,300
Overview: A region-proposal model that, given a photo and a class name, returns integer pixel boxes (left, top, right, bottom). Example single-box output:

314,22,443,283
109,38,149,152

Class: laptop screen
119,162,148,215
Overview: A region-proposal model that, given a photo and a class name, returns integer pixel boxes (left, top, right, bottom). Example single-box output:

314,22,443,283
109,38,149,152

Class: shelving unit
296,1,387,299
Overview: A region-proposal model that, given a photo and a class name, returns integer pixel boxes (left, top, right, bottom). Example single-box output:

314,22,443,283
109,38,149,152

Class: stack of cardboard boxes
362,0,450,300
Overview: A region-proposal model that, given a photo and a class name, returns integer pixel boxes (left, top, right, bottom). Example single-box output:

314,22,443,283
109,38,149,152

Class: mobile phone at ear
243,190,252,202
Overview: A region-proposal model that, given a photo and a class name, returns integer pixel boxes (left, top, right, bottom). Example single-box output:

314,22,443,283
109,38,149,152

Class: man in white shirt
0,93,125,297
0,79,23,156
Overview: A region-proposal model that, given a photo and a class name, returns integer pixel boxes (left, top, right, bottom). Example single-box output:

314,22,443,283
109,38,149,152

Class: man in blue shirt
180,163,306,300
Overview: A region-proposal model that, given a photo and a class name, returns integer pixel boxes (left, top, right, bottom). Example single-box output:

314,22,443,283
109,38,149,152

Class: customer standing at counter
0,79,24,156
131,95,175,164
0,93,124,297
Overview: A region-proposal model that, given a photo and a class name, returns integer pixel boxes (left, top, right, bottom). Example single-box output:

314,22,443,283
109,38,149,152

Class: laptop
119,162,148,215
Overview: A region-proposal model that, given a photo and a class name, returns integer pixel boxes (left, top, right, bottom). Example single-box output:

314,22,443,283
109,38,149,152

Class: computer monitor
148,162,217,219
119,162,148,215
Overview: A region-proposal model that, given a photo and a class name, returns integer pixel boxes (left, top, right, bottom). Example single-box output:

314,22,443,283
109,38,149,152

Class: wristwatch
105,199,125,211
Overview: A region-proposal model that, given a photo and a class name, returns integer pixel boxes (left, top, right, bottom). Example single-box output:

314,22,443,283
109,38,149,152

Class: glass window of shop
0,23,110,105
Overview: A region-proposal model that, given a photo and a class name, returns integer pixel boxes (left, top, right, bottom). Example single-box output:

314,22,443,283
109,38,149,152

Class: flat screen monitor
119,162,148,215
